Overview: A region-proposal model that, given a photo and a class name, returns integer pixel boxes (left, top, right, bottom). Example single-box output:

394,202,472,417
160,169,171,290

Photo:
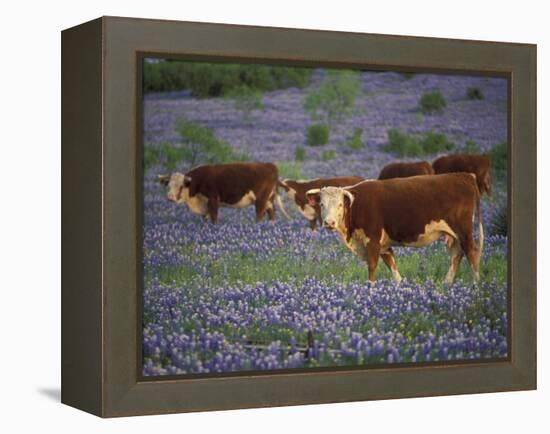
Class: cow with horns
306,173,484,284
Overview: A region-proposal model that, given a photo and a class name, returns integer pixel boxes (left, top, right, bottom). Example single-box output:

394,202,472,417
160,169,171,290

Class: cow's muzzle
323,220,336,230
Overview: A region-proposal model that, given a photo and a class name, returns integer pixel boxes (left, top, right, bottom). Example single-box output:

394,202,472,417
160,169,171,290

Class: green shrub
466,87,484,100
143,60,313,96
383,129,455,157
418,90,447,114
159,143,185,171
143,146,160,169
304,70,361,128
491,202,508,236
347,128,364,150
398,72,416,80
322,150,338,161
421,131,454,154
225,85,263,121
269,66,313,88
489,141,507,181
456,140,482,154
384,129,423,157
276,161,302,179
307,124,330,146
295,146,306,162
151,119,247,169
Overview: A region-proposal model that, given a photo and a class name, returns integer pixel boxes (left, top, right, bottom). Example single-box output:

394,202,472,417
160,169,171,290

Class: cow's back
432,154,491,195
189,162,277,203
432,154,490,176
378,161,434,180
348,173,478,244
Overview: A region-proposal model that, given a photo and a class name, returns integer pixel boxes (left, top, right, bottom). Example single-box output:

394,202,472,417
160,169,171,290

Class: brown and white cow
378,161,434,180
278,176,363,230
432,154,492,197
158,162,289,223
306,173,484,284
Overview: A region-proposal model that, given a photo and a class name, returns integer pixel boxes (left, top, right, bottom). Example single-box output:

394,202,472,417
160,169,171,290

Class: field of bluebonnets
142,62,508,376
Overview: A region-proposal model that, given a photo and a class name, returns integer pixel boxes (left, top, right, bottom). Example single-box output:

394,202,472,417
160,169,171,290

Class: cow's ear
343,191,354,221
306,188,321,206
307,194,320,206
157,174,170,186
188,177,201,197
343,190,355,207
343,193,354,240
343,194,351,209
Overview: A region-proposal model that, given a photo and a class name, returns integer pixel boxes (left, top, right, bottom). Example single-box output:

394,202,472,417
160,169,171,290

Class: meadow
142,63,508,376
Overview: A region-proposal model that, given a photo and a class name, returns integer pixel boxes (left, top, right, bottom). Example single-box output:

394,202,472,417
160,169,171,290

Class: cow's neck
335,220,349,240
288,183,307,208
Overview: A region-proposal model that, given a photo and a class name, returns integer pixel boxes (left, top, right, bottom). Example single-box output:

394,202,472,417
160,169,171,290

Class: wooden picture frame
61,16,536,417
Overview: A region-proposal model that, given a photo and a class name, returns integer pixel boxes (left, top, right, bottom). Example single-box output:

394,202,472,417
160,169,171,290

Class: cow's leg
381,248,401,283
207,197,219,224
365,243,381,283
254,197,269,222
266,194,276,221
459,232,480,284
444,238,463,285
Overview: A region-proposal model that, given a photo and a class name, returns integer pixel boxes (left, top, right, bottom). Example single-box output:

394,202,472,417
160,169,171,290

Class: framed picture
61,16,536,417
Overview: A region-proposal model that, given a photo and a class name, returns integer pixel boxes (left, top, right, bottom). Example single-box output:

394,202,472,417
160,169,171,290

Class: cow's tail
275,185,290,220
475,182,484,256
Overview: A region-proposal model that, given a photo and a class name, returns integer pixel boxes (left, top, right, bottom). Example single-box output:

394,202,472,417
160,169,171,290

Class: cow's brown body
279,176,363,230
378,161,434,180
307,173,483,284
432,154,492,197
161,162,288,223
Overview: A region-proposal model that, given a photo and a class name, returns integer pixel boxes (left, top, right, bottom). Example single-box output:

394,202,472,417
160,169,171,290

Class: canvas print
141,59,508,377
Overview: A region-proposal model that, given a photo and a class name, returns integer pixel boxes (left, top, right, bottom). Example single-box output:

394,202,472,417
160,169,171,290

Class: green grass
322,150,338,161
148,244,507,290
276,161,303,179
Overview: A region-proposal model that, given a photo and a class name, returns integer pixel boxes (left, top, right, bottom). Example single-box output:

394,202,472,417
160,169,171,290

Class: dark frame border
61,16,536,417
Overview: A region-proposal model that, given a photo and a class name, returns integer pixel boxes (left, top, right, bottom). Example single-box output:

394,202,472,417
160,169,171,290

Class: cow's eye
320,203,324,207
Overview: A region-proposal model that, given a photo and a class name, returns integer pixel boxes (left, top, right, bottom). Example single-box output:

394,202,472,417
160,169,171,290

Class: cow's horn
306,188,321,206
343,190,355,206
306,188,321,197
157,174,170,185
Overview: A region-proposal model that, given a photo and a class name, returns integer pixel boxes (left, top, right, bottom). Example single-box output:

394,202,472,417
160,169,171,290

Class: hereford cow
278,176,364,230
378,161,434,180
158,162,289,223
306,173,483,284
432,154,492,197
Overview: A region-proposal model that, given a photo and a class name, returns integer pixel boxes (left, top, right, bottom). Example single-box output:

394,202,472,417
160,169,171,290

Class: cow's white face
165,172,191,204
307,187,354,231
